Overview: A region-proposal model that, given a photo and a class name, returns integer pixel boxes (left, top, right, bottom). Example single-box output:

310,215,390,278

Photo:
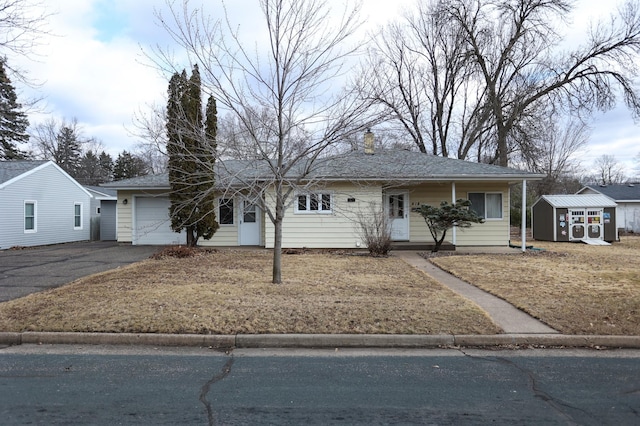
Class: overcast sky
11,0,640,178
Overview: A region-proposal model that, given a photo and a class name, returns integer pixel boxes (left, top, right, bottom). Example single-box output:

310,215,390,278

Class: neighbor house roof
578,184,640,202
0,160,48,186
535,194,618,209
102,149,543,190
84,185,117,199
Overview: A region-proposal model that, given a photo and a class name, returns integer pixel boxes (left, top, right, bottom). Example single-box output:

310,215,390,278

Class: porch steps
582,239,611,246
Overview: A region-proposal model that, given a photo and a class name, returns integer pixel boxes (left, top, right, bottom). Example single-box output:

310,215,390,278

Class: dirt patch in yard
0,250,500,335
430,236,640,335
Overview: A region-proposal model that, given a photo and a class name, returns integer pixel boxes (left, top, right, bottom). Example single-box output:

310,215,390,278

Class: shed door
586,209,603,240
569,210,585,240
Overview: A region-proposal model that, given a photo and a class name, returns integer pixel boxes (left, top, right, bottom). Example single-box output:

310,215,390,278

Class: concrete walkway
394,251,558,334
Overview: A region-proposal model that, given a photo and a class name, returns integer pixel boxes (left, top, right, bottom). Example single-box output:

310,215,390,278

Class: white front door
386,192,409,241
239,200,261,245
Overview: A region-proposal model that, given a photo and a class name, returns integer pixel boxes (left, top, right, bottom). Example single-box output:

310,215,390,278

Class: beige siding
455,182,510,246
406,183,454,242
198,198,239,246
264,183,383,248
116,191,135,243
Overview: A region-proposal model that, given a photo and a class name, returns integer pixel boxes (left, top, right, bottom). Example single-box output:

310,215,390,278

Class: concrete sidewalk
394,251,558,334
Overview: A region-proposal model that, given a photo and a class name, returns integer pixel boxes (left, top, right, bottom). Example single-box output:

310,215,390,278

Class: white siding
0,164,91,249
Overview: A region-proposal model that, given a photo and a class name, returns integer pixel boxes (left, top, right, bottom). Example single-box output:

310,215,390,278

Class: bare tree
520,111,589,196
364,0,640,167
358,2,479,157
152,0,372,283
0,0,51,82
592,154,627,185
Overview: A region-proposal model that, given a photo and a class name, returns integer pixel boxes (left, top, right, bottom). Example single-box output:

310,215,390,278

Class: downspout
521,179,527,252
451,182,456,246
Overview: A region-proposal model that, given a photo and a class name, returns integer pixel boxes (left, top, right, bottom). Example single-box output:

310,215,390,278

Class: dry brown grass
0,250,500,335
431,236,640,335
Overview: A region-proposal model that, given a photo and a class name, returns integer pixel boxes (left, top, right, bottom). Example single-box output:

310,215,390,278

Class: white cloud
7,0,639,176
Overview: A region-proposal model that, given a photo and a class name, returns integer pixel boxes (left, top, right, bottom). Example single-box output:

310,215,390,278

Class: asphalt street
1,346,639,425
0,241,159,302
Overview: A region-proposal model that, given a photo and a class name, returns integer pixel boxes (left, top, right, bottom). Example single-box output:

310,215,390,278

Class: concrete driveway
0,242,160,302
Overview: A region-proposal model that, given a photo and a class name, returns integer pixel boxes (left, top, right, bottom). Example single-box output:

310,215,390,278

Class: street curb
2,332,640,349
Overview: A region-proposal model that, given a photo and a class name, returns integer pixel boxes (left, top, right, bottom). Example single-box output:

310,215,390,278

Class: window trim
294,192,332,214
218,197,235,226
468,192,503,220
24,200,37,233
74,202,83,230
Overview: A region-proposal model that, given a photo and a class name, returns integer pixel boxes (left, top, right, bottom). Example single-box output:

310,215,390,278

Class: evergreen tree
0,58,29,159
414,199,484,252
167,64,218,246
113,150,148,180
76,150,114,185
53,125,82,176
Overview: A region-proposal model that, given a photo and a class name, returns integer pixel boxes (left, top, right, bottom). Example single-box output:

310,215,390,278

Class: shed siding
0,165,90,249
532,199,553,241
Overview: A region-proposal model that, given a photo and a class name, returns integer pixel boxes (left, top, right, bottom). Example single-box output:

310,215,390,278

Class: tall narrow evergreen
167,65,218,246
0,58,29,159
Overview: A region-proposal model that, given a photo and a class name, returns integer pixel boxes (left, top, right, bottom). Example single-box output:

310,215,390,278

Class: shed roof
536,194,618,208
578,184,640,202
102,149,543,189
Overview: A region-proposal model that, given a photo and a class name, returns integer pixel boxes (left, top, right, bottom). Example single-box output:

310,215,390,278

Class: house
576,184,640,233
102,149,542,249
0,160,92,250
531,194,618,243
84,186,118,241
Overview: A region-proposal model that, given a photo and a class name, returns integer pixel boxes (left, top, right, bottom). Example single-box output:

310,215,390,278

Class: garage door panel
134,197,186,245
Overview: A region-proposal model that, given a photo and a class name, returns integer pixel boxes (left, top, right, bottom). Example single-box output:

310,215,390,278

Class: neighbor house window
74,203,83,229
24,201,36,232
295,193,331,213
468,192,503,219
219,198,234,225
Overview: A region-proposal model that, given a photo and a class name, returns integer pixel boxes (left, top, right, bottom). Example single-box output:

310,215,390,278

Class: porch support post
521,179,527,252
451,181,456,245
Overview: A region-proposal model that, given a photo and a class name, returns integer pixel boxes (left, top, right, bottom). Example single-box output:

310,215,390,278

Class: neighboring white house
577,184,640,233
0,160,92,250
102,149,543,249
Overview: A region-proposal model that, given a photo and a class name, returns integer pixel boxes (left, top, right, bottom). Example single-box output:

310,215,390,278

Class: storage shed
532,194,617,243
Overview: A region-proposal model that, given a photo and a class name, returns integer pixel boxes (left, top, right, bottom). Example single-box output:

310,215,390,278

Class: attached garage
532,194,617,243
134,197,186,245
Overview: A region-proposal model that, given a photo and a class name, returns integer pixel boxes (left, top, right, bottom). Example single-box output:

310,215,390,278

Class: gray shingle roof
0,160,49,185
102,149,542,189
581,184,640,202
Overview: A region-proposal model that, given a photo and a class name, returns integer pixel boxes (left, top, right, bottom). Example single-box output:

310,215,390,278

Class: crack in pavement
200,357,235,426
457,348,597,425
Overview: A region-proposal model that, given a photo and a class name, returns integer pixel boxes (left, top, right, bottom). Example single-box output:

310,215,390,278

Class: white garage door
134,197,186,245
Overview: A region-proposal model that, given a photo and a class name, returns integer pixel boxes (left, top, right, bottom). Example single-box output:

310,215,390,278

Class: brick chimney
364,129,374,154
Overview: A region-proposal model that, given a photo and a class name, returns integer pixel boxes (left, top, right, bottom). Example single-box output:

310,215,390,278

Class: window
74,203,83,229
219,198,234,225
468,192,503,219
295,192,331,213
24,201,36,232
